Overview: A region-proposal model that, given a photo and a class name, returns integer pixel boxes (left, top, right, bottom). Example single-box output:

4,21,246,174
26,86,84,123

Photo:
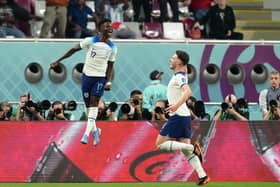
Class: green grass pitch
0,182,278,187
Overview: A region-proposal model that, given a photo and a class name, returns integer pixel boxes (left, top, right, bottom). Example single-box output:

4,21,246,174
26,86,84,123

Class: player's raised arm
50,44,82,68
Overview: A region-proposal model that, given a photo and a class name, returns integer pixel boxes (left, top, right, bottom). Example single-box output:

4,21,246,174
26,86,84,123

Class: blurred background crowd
0,0,246,39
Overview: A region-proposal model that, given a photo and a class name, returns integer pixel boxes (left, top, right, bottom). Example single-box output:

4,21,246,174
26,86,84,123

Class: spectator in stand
259,71,280,116
187,0,213,21
213,94,248,121
93,0,104,17
193,0,243,40
14,0,37,37
66,0,99,38
263,99,280,120
118,89,144,120
40,0,68,38
0,0,27,37
158,0,179,22
111,21,136,39
142,70,167,114
100,0,128,23
0,101,14,121
132,0,151,22
184,0,214,37
15,92,44,121
100,0,136,39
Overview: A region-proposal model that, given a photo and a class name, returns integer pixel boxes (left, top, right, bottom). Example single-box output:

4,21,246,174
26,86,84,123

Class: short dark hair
130,89,142,97
97,18,111,30
176,50,189,65
52,100,63,108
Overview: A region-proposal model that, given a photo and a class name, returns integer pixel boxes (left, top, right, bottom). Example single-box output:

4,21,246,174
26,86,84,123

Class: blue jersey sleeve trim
107,40,116,49
92,35,100,43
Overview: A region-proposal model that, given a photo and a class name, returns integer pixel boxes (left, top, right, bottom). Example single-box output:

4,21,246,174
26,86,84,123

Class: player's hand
165,104,178,114
104,82,112,91
50,61,59,69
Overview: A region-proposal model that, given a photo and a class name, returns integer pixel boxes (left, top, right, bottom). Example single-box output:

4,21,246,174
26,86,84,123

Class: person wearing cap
142,70,167,115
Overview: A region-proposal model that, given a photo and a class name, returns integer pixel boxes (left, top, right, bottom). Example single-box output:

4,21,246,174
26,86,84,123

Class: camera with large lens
269,99,278,111
120,103,131,114
194,100,206,118
187,103,194,110
107,102,118,112
235,98,249,114
25,100,51,112
63,100,77,111
25,100,35,108
154,106,163,114
221,102,232,111
132,97,139,105
54,108,62,115
37,100,51,111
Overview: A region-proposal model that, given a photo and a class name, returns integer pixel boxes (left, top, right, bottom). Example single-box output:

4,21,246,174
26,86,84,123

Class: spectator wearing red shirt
189,0,213,21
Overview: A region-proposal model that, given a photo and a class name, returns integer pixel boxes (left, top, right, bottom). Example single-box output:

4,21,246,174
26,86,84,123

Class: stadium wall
0,39,279,104
0,121,279,182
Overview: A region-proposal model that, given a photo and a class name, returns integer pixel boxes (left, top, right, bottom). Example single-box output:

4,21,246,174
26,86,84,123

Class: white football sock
84,107,98,136
158,140,194,152
183,150,207,178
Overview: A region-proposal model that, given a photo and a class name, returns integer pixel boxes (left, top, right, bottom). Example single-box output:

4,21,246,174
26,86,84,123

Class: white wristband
106,81,112,86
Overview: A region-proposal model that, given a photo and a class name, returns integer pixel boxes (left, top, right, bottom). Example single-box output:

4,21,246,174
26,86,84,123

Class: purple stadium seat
142,22,163,39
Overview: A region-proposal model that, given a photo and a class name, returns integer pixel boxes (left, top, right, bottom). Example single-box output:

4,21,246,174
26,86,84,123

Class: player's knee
155,141,161,150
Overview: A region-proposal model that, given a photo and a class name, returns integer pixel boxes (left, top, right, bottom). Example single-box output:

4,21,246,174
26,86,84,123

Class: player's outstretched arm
50,44,82,68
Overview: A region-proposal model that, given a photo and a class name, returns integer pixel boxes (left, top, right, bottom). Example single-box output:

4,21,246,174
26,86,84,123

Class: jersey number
90,51,96,58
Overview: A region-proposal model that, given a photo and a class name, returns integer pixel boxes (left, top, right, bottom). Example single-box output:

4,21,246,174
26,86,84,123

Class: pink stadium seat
141,22,163,39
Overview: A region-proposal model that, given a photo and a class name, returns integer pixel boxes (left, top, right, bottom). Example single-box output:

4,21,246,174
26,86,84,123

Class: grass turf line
0,183,278,187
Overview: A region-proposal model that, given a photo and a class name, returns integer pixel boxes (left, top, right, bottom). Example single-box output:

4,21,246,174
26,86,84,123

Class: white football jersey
80,35,117,77
167,72,190,116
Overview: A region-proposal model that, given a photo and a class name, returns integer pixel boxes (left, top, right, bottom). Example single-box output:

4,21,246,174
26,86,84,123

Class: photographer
151,99,168,121
0,101,14,121
263,100,280,120
97,100,118,121
213,94,248,121
15,93,44,121
193,100,211,121
235,98,250,120
47,101,76,120
186,96,197,120
118,89,144,120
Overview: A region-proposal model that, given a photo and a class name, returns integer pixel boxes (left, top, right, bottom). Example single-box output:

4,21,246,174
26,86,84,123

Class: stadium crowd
0,0,243,40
